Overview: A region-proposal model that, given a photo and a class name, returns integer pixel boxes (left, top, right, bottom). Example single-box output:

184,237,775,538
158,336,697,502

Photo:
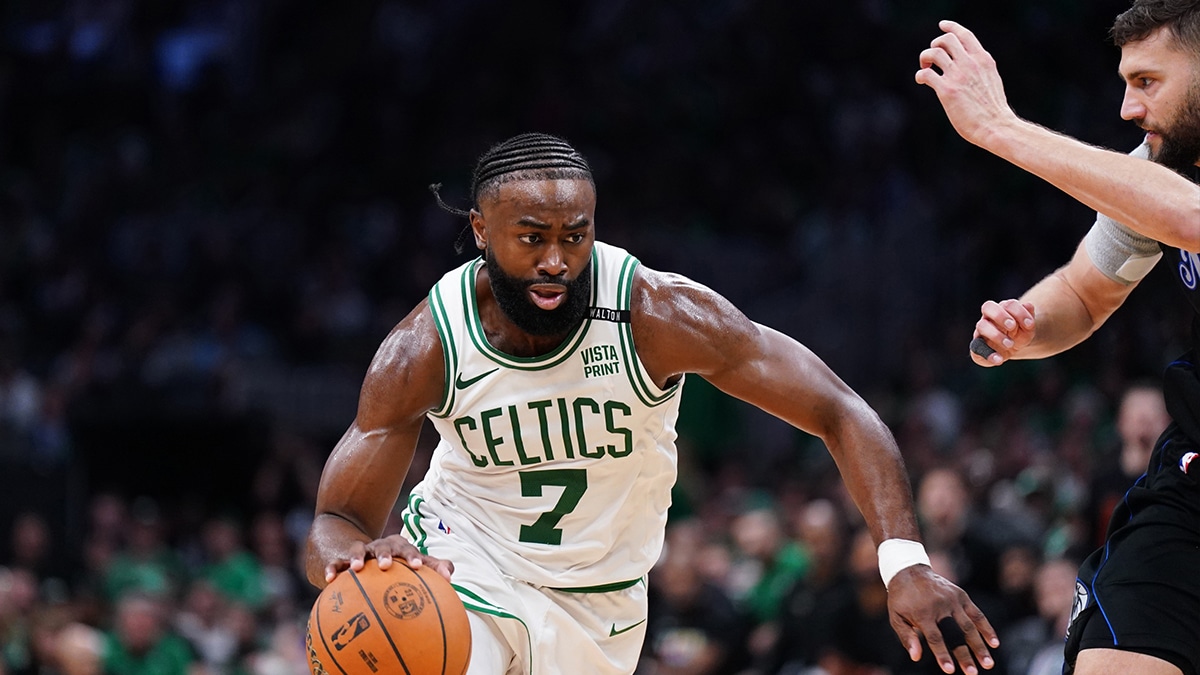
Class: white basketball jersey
411,241,683,589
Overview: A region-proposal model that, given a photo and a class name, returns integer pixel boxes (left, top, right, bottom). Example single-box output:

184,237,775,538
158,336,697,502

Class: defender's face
1118,26,1200,170
471,178,596,310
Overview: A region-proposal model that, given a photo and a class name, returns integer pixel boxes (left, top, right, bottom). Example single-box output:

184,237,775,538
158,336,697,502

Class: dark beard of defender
485,250,592,337
1149,82,1200,174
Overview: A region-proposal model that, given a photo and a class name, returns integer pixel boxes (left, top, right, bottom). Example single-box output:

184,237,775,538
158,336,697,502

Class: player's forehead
481,178,596,218
1118,26,1197,78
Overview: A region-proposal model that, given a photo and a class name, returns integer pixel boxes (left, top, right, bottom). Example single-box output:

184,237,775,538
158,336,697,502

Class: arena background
0,1,1191,673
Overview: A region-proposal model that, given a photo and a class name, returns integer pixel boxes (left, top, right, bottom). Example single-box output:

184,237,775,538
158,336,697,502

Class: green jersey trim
401,494,430,553
616,255,681,407
428,285,458,418
548,576,643,593
452,585,534,675
461,250,598,370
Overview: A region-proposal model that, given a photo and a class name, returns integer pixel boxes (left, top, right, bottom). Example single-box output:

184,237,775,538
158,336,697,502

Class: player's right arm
916,20,1200,251
304,299,450,588
971,240,1138,366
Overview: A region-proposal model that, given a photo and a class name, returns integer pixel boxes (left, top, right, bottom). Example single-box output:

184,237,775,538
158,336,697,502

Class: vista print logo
1181,250,1200,290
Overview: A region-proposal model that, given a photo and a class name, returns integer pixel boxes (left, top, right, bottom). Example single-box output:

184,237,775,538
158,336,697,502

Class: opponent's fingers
929,31,967,60
939,20,986,55
997,298,1036,330
918,47,953,74
915,66,942,88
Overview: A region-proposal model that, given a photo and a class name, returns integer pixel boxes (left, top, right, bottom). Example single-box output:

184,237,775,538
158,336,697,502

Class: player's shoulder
361,299,445,409
630,264,753,339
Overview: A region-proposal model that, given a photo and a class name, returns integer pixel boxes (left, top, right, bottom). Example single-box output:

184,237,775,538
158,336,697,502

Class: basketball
307,560,471,675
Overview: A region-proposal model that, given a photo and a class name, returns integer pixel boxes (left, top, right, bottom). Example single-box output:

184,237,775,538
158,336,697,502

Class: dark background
0,0,1189,607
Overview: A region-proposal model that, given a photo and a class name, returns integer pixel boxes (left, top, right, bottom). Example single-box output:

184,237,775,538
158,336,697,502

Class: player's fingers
979,300,1024,337
965,599,1001,651
939,20,985,54
423,556,455,583
346,540,368,572
929,32,967,60
918,47,953,74
324,559,350,584
365,536,423,570
998,299,1035,330
942,613,992,674
969,334,1001,366
918,617,959,674
972,324,1008,365
889,618,924,663
915,67,942,88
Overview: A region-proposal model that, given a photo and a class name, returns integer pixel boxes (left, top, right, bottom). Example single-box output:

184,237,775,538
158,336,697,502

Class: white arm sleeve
1081,142,1163,285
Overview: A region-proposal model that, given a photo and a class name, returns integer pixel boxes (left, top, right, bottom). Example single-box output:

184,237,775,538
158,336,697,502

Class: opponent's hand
971,299,1036,366
887,565,999,674
915,20,1017,148
323,534,455,584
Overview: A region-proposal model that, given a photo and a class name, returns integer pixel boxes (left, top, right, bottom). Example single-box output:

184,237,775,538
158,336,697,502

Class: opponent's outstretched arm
632,268,998,675
916,20,1200,251
304,300,452,588
971,241,1138,366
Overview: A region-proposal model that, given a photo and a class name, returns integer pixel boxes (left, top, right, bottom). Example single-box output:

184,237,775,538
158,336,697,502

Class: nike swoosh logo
454,368,499,390
609,619,647,637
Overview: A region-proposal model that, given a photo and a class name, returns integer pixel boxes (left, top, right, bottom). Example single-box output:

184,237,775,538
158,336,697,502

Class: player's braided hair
430,133,594,253
1111,0,1200,50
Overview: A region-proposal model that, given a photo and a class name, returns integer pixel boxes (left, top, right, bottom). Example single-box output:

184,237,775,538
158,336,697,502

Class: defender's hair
1111,0,1200,51
430,133,594,253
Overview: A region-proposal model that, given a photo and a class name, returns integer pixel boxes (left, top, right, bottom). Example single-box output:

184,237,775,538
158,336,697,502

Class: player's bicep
704,324,855,436
633,270,850,435
1065,239,1140,327
315,302,446,538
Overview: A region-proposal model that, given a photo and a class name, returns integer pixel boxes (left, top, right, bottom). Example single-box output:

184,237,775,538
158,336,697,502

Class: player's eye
1140,77,1153,87
565,233,585,244
519,234,541,244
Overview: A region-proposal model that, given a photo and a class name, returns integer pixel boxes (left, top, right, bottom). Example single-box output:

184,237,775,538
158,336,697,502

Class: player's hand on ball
886,565,999,675
324,534,455,584
971,299,1036,367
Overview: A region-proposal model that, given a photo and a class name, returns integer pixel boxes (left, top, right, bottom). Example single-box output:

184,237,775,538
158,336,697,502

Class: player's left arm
632,267,998,675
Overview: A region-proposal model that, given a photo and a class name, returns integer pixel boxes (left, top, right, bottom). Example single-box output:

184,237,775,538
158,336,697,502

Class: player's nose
537,245,567,277
1119,87,1146,121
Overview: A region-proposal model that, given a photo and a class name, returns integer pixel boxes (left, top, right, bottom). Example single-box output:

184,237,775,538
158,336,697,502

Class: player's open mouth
528,285,567,310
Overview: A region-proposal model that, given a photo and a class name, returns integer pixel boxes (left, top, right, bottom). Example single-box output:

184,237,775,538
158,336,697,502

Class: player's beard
485,250,592,337
1147,79,1200,174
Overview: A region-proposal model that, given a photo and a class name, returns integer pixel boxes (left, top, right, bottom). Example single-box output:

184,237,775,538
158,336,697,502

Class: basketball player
916,2,1200,673
304,133,998,675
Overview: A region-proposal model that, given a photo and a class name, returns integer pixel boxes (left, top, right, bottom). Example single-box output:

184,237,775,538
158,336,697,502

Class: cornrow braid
431,133,594,254
470,133,594,208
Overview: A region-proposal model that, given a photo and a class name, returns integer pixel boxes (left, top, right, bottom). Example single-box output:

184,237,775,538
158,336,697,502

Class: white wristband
877,538,930,589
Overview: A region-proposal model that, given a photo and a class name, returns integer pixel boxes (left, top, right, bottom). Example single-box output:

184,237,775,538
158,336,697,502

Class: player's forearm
1010,272,1100,360
825,400,922,545
980,118,1200,250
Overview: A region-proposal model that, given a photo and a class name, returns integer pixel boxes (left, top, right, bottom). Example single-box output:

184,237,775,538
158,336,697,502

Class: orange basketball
307,560,471,675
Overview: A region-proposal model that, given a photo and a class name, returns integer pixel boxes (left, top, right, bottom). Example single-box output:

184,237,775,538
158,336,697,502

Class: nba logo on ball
384,582,429,620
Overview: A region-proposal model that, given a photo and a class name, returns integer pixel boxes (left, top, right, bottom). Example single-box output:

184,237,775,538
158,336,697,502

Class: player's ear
469,209,486,251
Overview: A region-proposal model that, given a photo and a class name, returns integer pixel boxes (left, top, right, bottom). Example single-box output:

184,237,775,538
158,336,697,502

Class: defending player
917,2,1200,674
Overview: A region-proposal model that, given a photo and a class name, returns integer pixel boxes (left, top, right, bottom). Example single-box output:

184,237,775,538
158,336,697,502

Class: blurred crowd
1,0,1196,674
